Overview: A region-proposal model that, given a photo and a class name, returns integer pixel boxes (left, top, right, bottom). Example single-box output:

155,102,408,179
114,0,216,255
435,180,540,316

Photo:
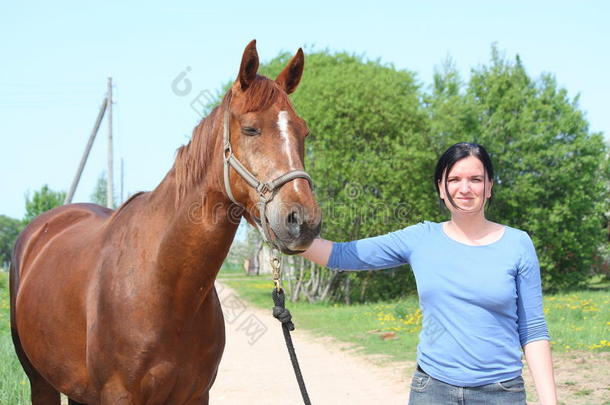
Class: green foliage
23,185,65,224
90,171,116,209
428,47,609,291
0,216,24,269
215,46,608,299
258,51,436,302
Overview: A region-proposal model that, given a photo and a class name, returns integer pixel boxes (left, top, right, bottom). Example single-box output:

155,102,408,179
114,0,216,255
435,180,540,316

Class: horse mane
173,75,291,202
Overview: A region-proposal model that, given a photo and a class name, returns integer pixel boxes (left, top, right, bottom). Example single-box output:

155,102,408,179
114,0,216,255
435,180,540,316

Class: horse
10,40,321,405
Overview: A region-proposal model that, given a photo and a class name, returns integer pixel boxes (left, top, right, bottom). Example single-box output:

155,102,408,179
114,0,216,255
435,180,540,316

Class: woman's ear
438,179,445,200
486,179,494,199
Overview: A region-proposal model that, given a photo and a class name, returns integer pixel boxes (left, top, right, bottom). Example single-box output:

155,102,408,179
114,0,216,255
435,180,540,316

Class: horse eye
241,127,261,136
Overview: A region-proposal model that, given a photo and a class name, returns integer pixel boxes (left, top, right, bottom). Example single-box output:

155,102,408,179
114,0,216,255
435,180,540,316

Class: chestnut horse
10,40,321,405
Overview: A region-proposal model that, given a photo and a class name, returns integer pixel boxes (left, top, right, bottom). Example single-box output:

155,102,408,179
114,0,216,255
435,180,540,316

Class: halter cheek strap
222,109,313,244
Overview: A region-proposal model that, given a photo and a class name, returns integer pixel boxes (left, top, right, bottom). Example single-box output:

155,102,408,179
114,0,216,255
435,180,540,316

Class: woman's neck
444,213,503,245
448,212,489,233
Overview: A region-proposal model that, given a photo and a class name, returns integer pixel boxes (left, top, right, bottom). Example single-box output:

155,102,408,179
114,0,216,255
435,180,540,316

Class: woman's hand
299,238,333,267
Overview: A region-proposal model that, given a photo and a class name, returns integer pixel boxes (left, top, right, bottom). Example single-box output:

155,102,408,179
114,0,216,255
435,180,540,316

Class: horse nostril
286,209,303,238
287,210,302,226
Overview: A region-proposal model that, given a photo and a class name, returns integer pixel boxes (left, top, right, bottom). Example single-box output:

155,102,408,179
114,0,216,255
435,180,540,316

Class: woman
301,143,557,404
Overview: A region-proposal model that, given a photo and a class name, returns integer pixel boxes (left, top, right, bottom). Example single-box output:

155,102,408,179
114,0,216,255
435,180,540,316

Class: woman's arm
299,238,333,266
523,339,557,405
299,223,425,270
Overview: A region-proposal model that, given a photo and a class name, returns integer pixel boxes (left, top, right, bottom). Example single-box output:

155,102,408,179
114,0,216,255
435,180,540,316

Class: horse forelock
232,75,292,114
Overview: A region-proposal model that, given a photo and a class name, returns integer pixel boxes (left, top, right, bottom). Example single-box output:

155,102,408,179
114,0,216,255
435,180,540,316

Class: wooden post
107,77,114,209
64,97,108,204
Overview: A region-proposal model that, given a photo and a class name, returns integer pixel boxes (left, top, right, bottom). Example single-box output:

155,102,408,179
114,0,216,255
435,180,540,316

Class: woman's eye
241,127,261,136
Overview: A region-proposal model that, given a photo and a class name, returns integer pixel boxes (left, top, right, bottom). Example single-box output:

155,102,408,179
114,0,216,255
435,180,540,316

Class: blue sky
1,1,608,220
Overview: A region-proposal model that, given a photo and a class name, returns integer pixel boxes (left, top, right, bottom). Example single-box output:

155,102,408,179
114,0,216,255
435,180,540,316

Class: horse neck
145,109,239,294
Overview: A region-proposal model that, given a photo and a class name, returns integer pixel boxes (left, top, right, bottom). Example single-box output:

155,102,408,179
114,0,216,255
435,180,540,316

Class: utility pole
107,77,114,209
64,97,108,204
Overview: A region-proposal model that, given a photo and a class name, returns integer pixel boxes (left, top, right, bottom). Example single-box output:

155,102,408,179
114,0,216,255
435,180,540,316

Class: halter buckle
257,183,273,199
223,145,232,162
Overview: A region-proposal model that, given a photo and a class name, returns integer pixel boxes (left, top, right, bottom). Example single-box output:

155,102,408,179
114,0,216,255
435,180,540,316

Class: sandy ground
523,350,610,405
209,282,413,404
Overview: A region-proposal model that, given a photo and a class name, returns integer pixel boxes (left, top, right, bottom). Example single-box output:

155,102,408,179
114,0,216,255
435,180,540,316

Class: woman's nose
459,180,470,193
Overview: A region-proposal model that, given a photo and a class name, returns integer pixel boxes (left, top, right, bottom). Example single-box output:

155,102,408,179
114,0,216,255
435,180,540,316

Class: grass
0,272,30,404
543,291,610,352
218,268,610,363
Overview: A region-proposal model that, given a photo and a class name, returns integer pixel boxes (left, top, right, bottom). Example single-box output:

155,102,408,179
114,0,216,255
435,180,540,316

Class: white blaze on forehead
277,110,298,171
278,110,290,138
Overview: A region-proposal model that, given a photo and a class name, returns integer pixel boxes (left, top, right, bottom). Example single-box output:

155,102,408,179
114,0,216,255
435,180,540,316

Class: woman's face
438,155,492,215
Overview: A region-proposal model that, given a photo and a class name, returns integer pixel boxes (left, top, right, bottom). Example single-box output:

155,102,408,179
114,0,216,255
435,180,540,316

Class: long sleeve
516,233,550,346
326,222,428,271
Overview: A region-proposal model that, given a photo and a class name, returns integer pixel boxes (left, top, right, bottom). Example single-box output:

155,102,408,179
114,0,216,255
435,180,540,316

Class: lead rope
270,248,312,405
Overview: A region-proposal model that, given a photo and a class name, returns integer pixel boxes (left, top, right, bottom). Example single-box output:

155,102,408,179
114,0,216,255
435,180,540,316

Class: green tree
256,51,433,302
23,185,66,224
0,215,24,269
214,47,607,299
90,171,116,208
429,47,609,290
424,57,480,154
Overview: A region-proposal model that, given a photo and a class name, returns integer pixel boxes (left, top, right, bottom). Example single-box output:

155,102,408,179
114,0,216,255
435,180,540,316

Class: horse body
11,40,320,405
14,174,233,404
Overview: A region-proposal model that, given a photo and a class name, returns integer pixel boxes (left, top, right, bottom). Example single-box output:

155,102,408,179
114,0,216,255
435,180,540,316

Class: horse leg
10,327,60,405
29,378,60,405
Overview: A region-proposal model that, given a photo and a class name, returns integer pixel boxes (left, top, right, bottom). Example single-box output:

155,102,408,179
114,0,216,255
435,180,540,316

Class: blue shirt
327,221,549,387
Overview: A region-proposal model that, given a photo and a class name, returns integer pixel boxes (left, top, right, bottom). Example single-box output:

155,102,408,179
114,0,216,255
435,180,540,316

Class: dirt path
209,282,413,404
523,350,610,405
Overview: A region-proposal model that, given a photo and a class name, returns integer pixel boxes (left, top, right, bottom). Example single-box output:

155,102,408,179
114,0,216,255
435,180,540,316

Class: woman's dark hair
434,142,494,209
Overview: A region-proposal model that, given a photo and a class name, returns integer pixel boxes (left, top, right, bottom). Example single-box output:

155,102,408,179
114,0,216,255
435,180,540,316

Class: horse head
222,40,321,254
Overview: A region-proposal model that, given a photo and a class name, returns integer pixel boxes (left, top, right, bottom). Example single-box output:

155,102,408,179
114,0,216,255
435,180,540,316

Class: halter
222,108,313,245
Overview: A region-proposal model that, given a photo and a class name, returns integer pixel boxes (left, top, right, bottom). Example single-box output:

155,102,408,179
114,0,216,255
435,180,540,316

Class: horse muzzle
262,202,321,254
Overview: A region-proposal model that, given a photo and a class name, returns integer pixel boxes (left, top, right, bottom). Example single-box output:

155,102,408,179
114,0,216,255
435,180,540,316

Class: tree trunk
290,256,304,302
359,271,371,302
344,276,351,305
320,270,340,301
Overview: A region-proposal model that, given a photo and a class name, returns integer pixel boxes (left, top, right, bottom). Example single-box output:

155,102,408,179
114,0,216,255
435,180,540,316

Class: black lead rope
272,288,312,405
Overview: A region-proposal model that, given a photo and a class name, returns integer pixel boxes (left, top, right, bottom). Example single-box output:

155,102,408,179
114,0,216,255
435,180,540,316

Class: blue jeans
408,365,526,404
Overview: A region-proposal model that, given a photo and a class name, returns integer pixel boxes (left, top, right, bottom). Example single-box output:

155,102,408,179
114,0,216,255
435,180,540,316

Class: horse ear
276,48,304,94
238,39,259,91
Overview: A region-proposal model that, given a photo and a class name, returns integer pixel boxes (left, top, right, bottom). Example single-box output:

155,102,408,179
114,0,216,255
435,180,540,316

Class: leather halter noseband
222,108,313,244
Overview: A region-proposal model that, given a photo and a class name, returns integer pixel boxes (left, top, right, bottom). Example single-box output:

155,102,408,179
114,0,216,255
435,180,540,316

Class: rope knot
272,288,295,331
